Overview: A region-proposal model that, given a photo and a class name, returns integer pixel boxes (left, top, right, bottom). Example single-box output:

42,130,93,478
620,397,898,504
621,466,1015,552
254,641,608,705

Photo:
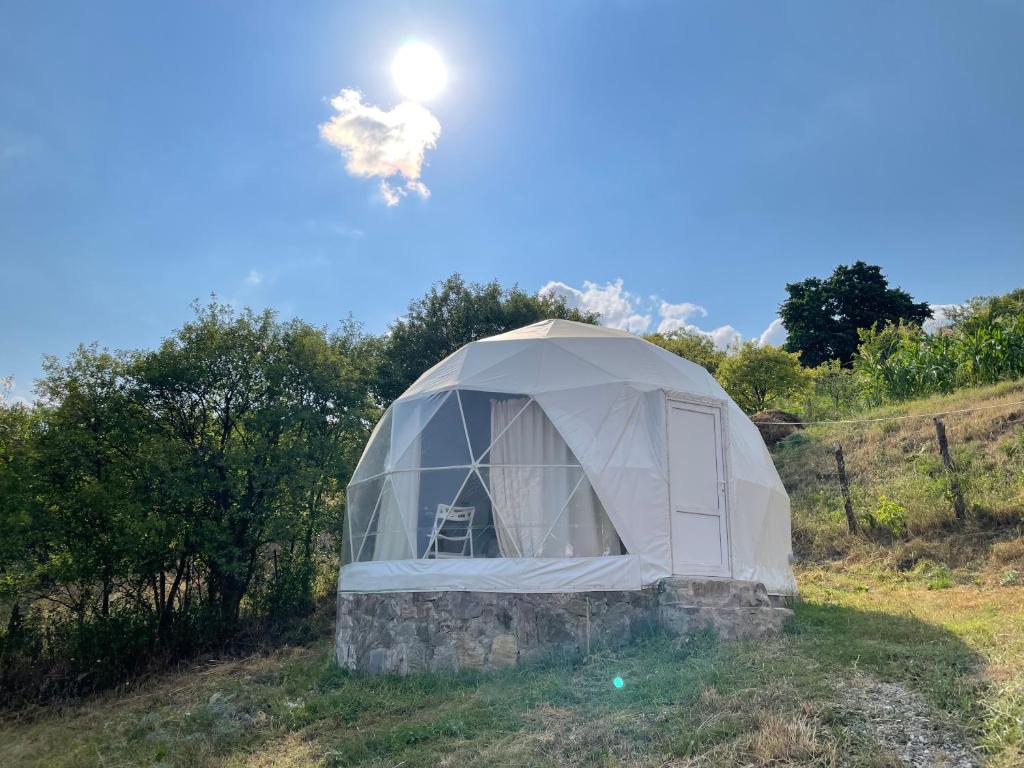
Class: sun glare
392,42,447,102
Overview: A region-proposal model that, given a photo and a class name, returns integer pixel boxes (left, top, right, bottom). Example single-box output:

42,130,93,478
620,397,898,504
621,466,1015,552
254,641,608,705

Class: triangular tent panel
341,319,796,595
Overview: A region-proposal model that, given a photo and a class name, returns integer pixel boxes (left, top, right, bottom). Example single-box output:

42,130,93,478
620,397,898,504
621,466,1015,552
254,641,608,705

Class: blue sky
2,1,1023,400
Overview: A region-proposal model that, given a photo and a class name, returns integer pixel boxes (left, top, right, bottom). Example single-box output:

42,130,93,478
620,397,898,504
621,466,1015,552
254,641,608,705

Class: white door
668,400,730,577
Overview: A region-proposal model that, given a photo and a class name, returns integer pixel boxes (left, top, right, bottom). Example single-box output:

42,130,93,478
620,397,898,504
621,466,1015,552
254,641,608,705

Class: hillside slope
776,378,1024,574
2,384,1023,767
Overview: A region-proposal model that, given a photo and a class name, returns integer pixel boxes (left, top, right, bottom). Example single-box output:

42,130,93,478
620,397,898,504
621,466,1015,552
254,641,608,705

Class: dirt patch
836,675,977,767
751,410,803,447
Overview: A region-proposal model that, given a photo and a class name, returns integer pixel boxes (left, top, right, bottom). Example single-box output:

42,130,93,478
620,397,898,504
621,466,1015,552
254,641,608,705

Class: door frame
664,391,734,578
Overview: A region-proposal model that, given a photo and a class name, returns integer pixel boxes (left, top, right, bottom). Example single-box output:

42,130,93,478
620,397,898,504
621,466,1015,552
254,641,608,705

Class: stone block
335,577,794,675
488,633,518,668
455,634,486,671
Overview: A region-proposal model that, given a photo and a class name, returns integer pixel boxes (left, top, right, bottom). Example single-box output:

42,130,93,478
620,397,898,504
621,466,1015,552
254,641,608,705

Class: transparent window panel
356,533,378,563
351,408,393,482
343,476,385,564
372,477,416,560
456,390,530,463
482,399,579,467
440,467,500,558
415,468,474,557
392,392,472,470
388,392,451,471
486,466,585,557
558,476,624,557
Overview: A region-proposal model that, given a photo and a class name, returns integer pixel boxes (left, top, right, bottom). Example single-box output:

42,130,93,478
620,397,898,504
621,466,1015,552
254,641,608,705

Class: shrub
868,497,909,538
716,343,810,414
909,559,954,589
853,291,1024,405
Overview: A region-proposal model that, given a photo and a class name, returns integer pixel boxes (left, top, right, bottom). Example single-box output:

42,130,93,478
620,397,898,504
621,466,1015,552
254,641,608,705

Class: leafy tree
809,360,861,417
948,288,1024,335
716,342,809,414
0,382,40,638
643,331,726,374
376,274,599,404
780,261,931,367
32,346,147,623
130,301,377,628
0,302,380,702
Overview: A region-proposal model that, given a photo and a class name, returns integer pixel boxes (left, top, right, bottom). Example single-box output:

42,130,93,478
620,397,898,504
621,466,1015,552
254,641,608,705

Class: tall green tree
375,274,599,404
780,261,931,367
0,381,41,636
130,302,377,628
32,347,147,622
716,342,809,414
643,330,726,374
1,301,381,704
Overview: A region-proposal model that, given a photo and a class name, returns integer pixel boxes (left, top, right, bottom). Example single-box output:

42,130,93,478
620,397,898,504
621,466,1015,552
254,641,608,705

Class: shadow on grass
231,604,985,768
2,603,989,768
787,600,985,717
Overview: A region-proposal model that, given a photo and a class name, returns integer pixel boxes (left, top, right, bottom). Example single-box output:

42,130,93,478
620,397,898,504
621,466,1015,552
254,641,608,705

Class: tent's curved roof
399,319,723,402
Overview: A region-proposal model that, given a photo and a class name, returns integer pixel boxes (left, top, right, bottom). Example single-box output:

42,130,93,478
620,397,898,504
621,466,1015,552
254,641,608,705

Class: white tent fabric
340,319,796,595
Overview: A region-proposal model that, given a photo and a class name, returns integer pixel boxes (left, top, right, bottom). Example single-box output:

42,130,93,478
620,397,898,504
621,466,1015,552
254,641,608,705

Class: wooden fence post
832,442,858,534
933,416,967,522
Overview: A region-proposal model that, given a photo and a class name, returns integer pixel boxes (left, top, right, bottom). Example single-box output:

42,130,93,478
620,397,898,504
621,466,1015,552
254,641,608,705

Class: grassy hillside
777,378,1024,573
2,384,1023,767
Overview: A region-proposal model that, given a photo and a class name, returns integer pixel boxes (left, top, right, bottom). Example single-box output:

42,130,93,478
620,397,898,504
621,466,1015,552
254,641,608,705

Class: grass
3,380,1024,766
776,379,1024,561
2,561,1021,767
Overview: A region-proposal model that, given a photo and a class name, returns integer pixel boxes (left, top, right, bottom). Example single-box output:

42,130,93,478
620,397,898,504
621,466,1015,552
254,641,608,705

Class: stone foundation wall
335,578,793,674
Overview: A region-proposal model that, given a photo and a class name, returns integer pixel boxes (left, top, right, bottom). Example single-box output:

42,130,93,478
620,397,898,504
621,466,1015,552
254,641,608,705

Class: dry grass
778,380,1024,564
992,537,1024,564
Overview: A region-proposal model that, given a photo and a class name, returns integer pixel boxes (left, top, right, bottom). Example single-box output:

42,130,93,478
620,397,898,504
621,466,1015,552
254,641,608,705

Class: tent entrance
667,398,731,577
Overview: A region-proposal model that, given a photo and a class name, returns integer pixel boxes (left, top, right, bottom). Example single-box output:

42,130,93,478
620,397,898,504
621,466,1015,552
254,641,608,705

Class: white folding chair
427,504,475,558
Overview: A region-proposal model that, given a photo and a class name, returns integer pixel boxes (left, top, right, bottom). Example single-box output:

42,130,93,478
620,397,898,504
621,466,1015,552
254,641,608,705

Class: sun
392,42,447,102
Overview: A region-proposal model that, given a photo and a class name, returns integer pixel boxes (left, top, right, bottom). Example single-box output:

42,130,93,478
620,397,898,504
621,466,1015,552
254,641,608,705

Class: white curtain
373,436,420,560
489,398,620,558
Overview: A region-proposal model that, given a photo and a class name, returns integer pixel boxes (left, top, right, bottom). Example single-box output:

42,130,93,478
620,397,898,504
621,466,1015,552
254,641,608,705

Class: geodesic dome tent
340,320,796,596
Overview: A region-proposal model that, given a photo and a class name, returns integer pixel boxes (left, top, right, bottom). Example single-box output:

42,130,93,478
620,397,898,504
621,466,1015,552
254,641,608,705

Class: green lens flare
613,676,624,689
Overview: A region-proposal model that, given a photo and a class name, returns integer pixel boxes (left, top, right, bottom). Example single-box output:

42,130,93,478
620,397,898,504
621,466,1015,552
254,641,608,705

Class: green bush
868,497,909,538
854,292,1024,405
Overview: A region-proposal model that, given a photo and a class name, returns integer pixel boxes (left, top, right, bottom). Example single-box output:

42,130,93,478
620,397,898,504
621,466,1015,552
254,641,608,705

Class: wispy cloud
0,131,40,164
541,278,783,350
319,89,441,207
304,220,366,240
245,270,263,286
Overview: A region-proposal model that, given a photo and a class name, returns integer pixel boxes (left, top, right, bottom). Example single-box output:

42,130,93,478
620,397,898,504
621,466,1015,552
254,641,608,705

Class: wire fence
755,397,1024,426
770,393,1024,532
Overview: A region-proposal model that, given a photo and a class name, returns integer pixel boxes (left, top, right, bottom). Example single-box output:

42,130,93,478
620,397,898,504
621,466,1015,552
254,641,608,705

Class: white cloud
757,318,787,347
541,278,773,350
319,89,441,207
707,325,743,349
245,270,263,286
923,303,961,334
656,301,707,334
655,298,742,349
540,279,652,333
